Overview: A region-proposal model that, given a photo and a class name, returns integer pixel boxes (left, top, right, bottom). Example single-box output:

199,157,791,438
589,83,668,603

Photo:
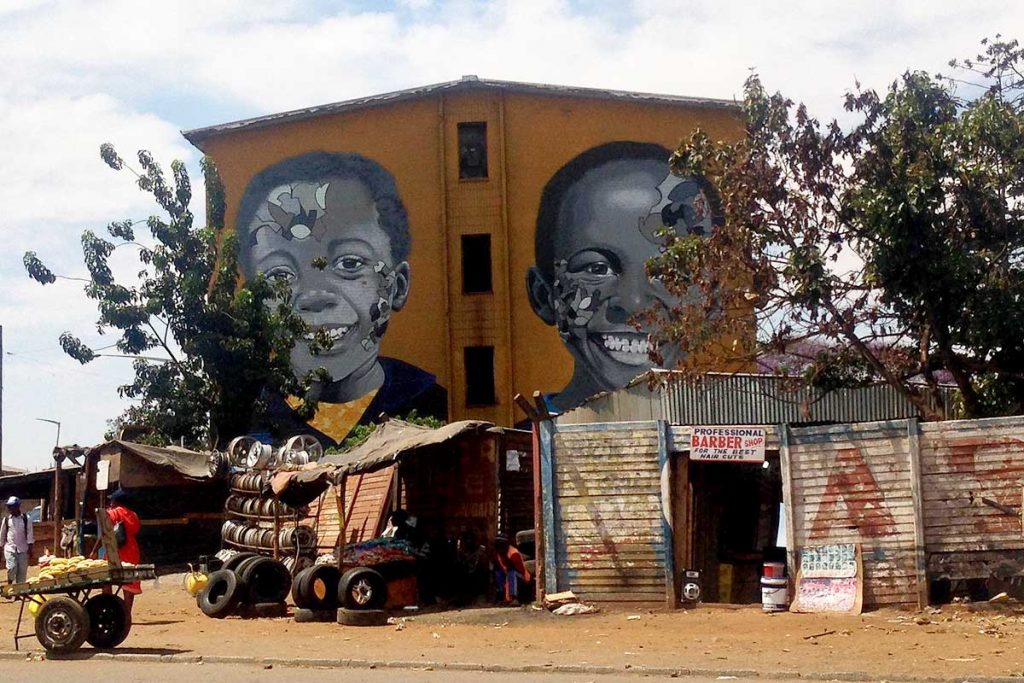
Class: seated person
492,536,533,605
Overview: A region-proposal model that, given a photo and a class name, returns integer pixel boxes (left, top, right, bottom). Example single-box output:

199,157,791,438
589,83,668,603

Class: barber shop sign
689,426,766,463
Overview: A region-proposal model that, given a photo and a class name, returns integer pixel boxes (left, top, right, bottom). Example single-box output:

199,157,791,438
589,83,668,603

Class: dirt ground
3,574,1024,679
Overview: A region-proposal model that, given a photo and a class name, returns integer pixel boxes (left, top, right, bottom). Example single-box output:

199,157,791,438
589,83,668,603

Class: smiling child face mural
233,151,456,452
238,155,411,400
528,142,722,412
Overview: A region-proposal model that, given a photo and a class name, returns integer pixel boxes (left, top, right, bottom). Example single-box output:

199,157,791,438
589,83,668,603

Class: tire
291,566,315,608
232,555,264,583
198,569,241,618
337,608,388,626
222,552,257,573
294,608,335,623
241,557,292,604
84,594,130,649
338,567,387,610
304,565,341,611
35,596,90,653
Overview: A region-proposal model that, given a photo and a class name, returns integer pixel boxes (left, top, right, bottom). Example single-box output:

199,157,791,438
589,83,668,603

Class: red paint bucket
763,562,785,579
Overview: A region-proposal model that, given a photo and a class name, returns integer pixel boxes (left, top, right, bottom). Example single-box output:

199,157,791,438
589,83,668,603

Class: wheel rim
44,608,76,644
351,578,374,606
92,604,120,639
313,578,328,601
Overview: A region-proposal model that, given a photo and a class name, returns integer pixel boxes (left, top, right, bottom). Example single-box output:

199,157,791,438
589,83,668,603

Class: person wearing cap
105,489,142,616
2,496,34,584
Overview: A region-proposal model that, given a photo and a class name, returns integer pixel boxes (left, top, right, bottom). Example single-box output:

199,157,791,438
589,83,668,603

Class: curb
1,650,1021,682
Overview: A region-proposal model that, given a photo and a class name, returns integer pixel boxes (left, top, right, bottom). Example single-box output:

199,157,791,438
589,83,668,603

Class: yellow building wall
198,87,745,430
500,93,745,424
200,98,452,395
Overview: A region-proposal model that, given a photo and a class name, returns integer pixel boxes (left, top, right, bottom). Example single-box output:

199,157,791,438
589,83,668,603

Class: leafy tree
325,411,447,454
24,146,309,447
643,37,1024,420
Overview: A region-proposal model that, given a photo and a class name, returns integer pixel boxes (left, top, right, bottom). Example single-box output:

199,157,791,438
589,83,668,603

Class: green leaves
23,251,56,284
644,36,1024,420
24,145,308,448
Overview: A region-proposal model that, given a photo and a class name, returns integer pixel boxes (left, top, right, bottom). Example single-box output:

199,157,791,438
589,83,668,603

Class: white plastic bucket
761,576,788,612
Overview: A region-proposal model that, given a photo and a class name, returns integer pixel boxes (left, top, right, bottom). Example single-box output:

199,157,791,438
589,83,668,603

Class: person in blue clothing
237,151,446,447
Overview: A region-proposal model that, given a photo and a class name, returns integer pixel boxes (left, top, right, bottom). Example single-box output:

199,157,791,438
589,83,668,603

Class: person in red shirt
492,536,531,605
106,489,142,617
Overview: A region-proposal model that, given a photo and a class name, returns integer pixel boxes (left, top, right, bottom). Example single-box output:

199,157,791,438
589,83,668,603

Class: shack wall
544,421,670,604
781,421,922,607
919,417,1024,580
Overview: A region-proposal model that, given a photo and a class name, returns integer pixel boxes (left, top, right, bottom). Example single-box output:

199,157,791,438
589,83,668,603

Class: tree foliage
25,146,309,447
643,37,1024,420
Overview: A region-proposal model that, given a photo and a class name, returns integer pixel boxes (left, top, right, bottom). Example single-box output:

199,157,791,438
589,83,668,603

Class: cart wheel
84,594,130,649
338,567,387,610
35,596,90,653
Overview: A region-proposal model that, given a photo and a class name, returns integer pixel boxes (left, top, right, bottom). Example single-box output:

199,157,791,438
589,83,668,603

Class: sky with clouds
1,0,1020,471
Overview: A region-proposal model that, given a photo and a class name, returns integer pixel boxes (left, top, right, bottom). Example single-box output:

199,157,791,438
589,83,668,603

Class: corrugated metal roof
557,371,956,426
183,76,741,148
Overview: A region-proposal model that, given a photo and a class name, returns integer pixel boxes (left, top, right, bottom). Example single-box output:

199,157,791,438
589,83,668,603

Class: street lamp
35,418,61,450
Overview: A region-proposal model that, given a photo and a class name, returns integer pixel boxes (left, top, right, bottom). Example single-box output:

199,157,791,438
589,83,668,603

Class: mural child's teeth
303,326,351,342
601,335,650,354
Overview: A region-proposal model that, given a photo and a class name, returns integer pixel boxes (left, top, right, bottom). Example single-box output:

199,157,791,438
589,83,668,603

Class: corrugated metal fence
540,421,672,605
540,415,1024,608
559,373,955,426
782,416,1024,608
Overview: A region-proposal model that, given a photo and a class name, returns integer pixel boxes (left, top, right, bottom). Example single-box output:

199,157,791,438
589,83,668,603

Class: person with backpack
105,488,142,616
2,496,34,584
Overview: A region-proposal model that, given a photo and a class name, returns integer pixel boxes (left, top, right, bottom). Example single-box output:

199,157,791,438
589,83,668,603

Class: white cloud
2,0,1023,468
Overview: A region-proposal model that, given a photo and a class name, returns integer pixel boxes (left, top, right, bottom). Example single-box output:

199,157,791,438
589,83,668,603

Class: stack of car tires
290,565,389,626
197,554,292,619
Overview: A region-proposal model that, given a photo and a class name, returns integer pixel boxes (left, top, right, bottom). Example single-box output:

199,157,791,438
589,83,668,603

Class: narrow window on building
464,346,497,406
458,122,488,179
461,234,493,294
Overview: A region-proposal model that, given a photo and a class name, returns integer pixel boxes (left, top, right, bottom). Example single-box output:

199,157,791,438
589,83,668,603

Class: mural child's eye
583,262,613,276
264,266,296,284
332,255,369,275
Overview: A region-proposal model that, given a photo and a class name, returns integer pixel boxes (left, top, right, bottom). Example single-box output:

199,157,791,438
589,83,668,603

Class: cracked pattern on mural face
246,177,403,383
545,157,721,403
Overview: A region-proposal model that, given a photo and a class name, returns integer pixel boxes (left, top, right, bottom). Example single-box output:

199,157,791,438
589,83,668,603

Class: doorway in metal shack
673,453,784,604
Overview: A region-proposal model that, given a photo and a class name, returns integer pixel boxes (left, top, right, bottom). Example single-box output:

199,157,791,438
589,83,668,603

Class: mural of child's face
243,177,410,385
531,159,716,395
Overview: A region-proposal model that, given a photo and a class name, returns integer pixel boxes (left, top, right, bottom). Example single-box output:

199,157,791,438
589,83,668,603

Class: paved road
2,658,777,683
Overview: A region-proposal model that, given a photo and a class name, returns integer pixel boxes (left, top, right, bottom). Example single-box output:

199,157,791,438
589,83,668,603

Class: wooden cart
0,508,156,653
2,563,156,652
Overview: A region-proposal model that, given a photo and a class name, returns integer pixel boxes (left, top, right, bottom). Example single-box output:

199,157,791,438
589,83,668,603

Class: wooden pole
52,451,63,555
906,417,929,610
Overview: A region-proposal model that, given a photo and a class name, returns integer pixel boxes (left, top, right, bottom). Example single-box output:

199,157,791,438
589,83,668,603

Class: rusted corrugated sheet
783,421,921,607
549,422,667,603
920,417,1024,580
558,372,955,426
